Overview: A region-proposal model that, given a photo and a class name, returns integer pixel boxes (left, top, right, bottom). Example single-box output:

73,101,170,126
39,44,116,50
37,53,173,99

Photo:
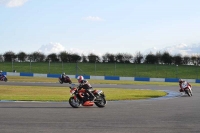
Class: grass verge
6,76,200,86
3,76,192,101
0,86,167,101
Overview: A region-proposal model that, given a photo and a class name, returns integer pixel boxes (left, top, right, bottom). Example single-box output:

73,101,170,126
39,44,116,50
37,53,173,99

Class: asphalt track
0,82,200,133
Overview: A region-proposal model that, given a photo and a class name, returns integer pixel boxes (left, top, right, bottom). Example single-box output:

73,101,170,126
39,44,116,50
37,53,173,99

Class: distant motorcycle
0,75,7,82
69,84,107,108
58,76,72,84
180,81,193,97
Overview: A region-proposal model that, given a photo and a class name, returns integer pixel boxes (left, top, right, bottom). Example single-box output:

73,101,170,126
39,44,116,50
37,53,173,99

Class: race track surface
0,82,200,133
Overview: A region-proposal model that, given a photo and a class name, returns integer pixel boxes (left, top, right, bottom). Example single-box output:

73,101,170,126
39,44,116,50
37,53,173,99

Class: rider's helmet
0,70,2,73
77,75,84,83
179,79,183,83
62,72,66,78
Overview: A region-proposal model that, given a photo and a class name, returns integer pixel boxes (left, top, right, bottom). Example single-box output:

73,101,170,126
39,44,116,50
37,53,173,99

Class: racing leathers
179,81,191,92
77,80,95,101
0,72,4,80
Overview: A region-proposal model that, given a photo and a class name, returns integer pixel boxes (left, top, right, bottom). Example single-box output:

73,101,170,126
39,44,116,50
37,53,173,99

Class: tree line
0,50,200,65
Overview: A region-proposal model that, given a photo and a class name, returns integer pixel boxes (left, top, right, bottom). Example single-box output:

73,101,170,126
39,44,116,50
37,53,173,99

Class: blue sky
1,0,200,56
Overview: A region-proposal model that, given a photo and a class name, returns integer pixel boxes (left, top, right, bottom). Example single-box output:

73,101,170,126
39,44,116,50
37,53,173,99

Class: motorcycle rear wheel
69,97,81,108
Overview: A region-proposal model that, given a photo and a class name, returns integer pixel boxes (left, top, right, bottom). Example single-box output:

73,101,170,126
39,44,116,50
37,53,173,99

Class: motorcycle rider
0,70,2,76
179,79,192,92
77,75,95,101
61,72,66,81
0,70,4,80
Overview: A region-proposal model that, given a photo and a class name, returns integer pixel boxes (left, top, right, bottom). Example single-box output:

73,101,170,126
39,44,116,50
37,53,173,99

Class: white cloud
144,47,159,54
38,42,103,57
144,43,200,56
162,43,200,56
68,48,103,57
38,42,65,55
83,16,104,21
0,0,28,7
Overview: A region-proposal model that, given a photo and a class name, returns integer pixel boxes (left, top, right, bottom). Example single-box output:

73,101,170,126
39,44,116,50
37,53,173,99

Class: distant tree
155,51,162,64
87,53,100,63
115,53,124,63
134,52,143,64
161,51,172,64
197,55,200,65
31,51,46,62
107,53,116,63
71,53,81,62
172,54,182,65
27,54,33,61
0,54,4,62
46,53,59,62
101,53,115,63
58,51,70,62
182,55,190,65
102,53,109,63
123,53,133,63
17,51,27,62
145,53,157,64
3,51,16,62
191,56,197,65
82,54,88,63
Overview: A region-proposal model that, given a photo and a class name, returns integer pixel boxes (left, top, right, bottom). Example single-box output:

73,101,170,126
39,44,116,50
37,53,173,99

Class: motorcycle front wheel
188,89,193,96
4,77,7,82
58,79,63,84
69,97,81,108
185,89,192,97
94,96,106,108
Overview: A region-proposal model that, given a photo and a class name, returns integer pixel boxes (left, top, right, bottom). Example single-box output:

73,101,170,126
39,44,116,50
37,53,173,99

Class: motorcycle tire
4,77,7,82
69,97,81,108
189,89,193,96
185,89,192,97
94,96,106,108
59,79,63,84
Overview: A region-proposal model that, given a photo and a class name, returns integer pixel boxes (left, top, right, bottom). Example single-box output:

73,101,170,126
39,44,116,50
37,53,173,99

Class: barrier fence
3,71,200,83
0,62,200,79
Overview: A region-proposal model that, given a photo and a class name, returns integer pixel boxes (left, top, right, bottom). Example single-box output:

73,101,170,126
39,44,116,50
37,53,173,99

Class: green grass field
0,76,169,101
1,62,200,79
0,85,167,101
1,62,199,102
3,74,200,102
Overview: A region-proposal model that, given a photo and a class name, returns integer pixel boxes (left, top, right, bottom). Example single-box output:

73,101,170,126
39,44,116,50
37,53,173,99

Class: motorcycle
69,84,107,108
180,81,192,97
0,75,7,82
58,76,72,84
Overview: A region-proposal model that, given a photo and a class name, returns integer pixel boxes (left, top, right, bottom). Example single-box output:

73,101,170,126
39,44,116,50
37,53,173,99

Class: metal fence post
48,59,51,73
12,58,14,72
61,61,63,72
196,65,198,79
95,61,96,76
176,65,178,78
30,59,32,72
76,62,78,75
115,62,116,76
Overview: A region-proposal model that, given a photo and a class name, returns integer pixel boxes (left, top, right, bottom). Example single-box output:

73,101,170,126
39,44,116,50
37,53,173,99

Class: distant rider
0,70,4,80
61,72,66,81
0,70,3,76
179,79,192,92
77,75,95,101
